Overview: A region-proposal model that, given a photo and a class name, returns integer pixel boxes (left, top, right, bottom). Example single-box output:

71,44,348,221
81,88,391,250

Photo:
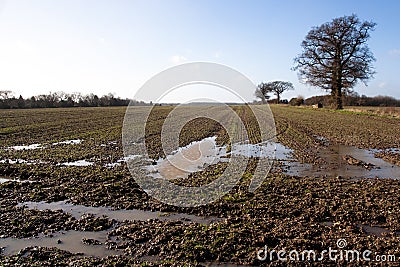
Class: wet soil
1,106,400,266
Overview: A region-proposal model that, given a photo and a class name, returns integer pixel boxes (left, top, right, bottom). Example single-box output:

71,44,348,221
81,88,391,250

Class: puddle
273,143,294,160
385,148,400,154
52,139,83,145
358,224,390,236
100,141,119,148
105,155,142,168
140,255,162,263
58,160,94,167
18,201,221,225
146,137,279,180
282,144,400,179
0,159,28,164
231,143,273,158
141,135,400,182
5,140,84,152
231,142,292,160
314,135,330,146
7,144,42,150
0,177,34,184
146,137,229,180
322,222,398,237
1,201,221,258
0,158,47,165
0,230,121,257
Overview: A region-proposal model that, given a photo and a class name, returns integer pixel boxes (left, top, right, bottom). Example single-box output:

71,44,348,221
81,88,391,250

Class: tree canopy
255,82,271,104
255,81,294,104
293,14,376,109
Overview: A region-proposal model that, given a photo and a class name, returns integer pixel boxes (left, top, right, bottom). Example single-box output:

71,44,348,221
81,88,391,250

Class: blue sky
0,0,399,102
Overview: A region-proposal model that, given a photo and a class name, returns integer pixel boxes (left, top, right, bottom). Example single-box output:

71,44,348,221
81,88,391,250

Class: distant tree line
0,91,148,109
300,93,400,107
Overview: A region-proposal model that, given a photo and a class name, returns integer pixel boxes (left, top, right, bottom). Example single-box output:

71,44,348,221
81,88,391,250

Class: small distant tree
294,14,376,109
268,81,294,103
255,82,272,104
0,90,13,100
255,81,294,104
17,95,25,108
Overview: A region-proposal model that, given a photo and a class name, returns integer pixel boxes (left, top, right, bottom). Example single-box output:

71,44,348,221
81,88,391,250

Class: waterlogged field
0,105,400,266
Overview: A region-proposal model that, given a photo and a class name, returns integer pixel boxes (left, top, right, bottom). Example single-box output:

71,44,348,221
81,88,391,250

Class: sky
0,0,399,102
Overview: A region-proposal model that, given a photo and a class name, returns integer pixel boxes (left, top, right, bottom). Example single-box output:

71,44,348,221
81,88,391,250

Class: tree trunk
332,63,343,109
335,88,343,109
277,94,280,104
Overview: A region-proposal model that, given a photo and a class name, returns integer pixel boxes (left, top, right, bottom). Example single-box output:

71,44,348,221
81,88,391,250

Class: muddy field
0,105,400,266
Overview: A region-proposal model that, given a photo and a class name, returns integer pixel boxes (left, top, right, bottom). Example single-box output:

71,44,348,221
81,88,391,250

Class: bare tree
255,81,294,104
268,81,294,103
0,90,13,100
294,14,376,109
255,82,271,104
